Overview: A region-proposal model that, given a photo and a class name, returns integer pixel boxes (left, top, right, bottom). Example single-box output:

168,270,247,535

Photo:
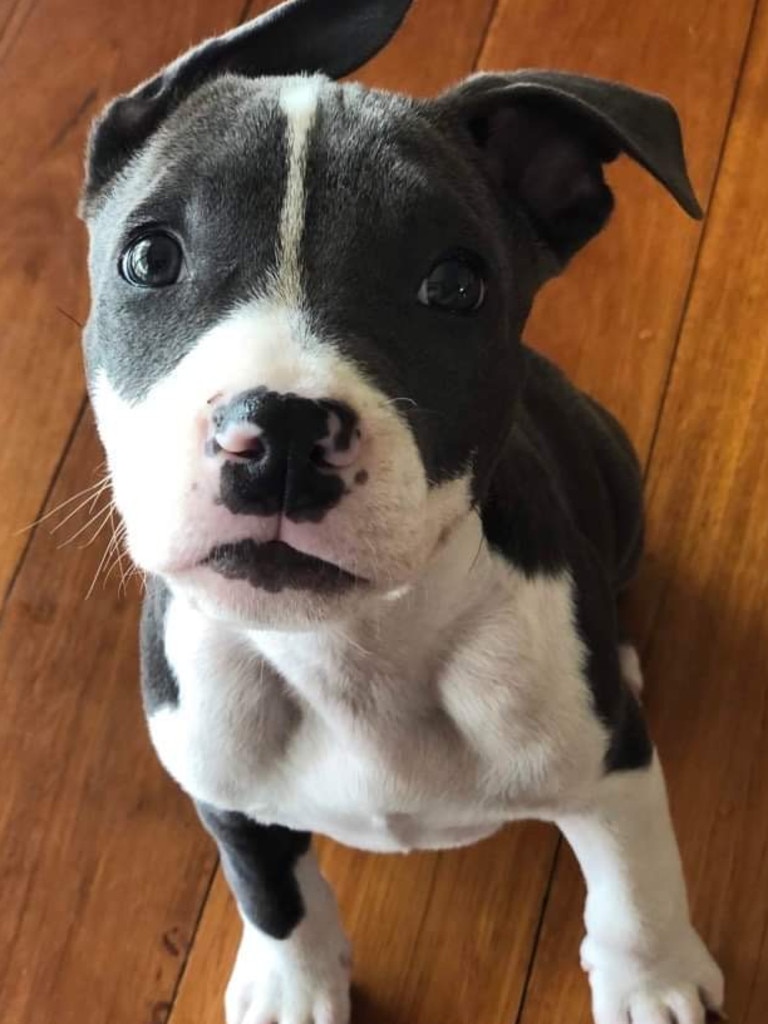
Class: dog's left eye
418,253,486,313
120,232,183,288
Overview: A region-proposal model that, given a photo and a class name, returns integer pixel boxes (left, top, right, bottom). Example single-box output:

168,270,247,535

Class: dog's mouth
201,539,365,594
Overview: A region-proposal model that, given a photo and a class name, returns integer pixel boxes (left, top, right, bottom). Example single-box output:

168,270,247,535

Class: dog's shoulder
481,347,650,772
483,345,643,586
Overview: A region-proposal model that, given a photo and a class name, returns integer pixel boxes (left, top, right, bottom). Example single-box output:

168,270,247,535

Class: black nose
210,388,361,522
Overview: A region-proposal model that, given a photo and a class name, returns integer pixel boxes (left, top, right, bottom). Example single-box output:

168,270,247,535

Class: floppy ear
437,71,701,265
84,0,414,200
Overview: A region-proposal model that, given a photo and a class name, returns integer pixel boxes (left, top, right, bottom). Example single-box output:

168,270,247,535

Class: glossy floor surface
1,0,767,1021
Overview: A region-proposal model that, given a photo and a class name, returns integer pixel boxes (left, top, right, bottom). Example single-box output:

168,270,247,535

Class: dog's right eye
120,231,183,288
417,251,486,314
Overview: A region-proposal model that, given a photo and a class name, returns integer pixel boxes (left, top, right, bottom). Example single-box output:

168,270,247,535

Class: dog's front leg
557,754,723,1024
197,804,351,1024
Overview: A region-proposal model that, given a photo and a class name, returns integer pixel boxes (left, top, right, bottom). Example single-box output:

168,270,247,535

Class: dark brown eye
418,253,486,313
120,231,183,288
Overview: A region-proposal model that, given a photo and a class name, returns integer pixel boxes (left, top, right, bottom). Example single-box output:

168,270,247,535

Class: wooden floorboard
0,412,219,1024
481,0,755,461
0,0,279,601
2,0,766,1022
519,0,768,1020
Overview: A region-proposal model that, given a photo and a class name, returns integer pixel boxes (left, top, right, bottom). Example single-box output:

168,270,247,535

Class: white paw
583,928,724,1024
225,856,351,1024
225,920,351,1024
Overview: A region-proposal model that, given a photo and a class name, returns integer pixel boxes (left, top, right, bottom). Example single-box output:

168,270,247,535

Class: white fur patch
149,513,609,852
276,76,323,303
557,756,724,1024
226,851,351,1024
91,300,466,626
619,642,644,696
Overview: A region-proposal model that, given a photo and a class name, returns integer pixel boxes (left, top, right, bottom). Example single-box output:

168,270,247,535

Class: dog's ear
84,0,414,202
437,71,701,265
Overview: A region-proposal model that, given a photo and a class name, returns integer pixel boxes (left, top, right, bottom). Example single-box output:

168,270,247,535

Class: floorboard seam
472,0,504,69
0,392,88,622
0,0,40,68
164,860,221,1023
512,836,562,1024
641,0,762,491
637,0,762,665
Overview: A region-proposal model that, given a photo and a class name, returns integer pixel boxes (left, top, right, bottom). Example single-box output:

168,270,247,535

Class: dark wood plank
520,1,768,1020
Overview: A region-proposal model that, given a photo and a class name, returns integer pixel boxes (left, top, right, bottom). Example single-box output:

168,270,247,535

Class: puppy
79,1,724,1021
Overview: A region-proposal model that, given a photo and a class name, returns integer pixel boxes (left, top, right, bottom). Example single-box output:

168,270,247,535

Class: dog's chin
164,540,382,629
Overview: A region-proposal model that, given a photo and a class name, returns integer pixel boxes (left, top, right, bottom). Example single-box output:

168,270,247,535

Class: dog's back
486,346,644,591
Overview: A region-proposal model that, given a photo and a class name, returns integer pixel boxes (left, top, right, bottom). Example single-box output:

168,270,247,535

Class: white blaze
277,76,324,304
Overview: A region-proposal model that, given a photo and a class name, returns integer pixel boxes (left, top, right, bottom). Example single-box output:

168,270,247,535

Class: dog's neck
238,511,506,703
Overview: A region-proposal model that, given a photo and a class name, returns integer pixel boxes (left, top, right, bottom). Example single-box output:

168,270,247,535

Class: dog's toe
226,920,351,1024
588,926,723,1024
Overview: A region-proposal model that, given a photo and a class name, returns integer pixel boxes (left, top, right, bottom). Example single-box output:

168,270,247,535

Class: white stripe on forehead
277,75,324,303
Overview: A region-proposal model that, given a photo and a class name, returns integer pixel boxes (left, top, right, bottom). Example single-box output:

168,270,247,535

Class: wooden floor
2,0,767,1021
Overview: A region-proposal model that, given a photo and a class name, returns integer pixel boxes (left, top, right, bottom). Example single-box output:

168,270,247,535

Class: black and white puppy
80,1,724,1021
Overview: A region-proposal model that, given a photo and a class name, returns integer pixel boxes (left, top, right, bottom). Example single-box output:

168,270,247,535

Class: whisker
101,519,126,579
55,306,84,330
49,485,111,535
78,505,116,549
118,562,144,597
384,396,418,409
57,501,113,548
16,476,110,535
86,510,125,599
469,532,485,575
87,542,116,599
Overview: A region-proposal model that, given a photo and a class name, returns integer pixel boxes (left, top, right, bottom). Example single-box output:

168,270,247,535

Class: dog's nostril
310,443,328,466
318,422,363,469
213,422,266,460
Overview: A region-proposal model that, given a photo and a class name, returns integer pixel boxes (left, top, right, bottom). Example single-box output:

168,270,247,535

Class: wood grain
0,411,219,1024
0,2,281,1021
2,1,766,1023
480,0,754,460
0,0,279,601
0,1,502,1022
171,827,559,1024
519,0,768,1019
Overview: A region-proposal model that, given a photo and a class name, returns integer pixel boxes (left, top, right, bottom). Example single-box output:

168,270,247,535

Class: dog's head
80,0,700,627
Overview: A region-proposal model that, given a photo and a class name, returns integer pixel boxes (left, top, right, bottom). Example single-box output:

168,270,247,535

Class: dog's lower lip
201,539,366,594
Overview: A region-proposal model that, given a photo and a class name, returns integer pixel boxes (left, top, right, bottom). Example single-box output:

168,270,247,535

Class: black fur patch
196,803,311,938
203,539,363,593
139,577,178,714
483,347,651,773
89,75,662,777
215,390,348,521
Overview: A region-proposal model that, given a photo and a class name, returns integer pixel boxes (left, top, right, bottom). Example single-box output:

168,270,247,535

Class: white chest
149,537,607,852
